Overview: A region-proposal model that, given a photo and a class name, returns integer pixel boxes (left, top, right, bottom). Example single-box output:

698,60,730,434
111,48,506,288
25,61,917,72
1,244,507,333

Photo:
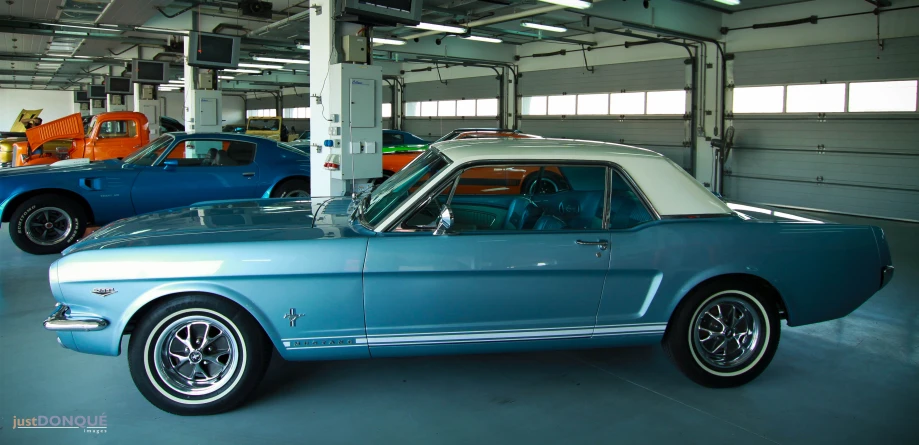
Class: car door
362,162,612,354
88,118,144,160
131,137,261,214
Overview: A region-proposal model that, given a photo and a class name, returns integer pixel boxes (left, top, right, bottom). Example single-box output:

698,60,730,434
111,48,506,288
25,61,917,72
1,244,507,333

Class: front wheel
663,279,780,388
128,295,271,415
9,194,87,254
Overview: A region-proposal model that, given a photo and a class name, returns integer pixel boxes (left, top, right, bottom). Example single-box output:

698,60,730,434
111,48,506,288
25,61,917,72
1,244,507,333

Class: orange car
379,131,541,184
12,112,150,167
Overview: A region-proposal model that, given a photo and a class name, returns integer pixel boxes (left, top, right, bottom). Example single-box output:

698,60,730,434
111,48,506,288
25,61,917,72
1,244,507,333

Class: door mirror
433,205,454,236
163,159,178,171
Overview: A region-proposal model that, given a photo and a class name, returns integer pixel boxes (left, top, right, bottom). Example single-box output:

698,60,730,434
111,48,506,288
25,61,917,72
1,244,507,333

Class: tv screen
131,59,169,84
188,32,240,69
105,76,133,94
88,85,106,99
74,91,89,102
359,0,413,12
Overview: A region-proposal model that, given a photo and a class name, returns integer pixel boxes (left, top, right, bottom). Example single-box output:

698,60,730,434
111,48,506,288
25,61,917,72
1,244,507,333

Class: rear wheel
270,179,310,198
128,295,271,415
663,279,780,387
9,194,86,254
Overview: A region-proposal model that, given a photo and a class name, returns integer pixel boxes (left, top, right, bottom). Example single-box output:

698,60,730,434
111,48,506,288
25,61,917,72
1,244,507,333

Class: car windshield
122,135,175,166
248,118,280,131
362,149,450,228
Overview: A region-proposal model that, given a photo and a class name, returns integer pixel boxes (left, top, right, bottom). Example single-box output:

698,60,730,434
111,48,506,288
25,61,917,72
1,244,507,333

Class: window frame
151,138,258,167
385,159,659,233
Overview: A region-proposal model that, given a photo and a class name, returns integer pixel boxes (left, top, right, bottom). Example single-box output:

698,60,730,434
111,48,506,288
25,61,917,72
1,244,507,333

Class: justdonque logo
12,414,107,434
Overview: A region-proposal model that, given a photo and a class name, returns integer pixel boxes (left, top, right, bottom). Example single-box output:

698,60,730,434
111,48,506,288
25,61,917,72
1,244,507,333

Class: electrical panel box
107,94,127,112
342,35,368,63
140,84,155,100
138,100,161,137
186,90,223,133
198,70,215,89
328,63,382,181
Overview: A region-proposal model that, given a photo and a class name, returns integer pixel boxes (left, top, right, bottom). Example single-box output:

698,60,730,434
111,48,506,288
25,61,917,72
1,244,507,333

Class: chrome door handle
242,172,255,178
576,240,609,250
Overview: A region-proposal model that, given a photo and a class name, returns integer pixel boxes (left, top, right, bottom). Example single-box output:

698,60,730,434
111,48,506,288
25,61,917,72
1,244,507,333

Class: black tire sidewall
664,280,781,388
9,195,86,255
521,171,566,195
127,295,270,415
270,179,310,198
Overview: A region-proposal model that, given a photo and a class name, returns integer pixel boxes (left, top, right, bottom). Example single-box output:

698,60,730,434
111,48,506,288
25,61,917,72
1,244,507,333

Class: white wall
158,91,247,127
0,89,77,129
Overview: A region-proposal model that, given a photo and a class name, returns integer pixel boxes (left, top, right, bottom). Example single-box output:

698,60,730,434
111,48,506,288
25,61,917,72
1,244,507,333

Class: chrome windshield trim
43,303,109,332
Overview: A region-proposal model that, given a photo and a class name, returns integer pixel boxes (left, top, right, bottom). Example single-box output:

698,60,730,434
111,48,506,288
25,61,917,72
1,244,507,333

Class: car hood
0,159,120,178
63,197,363,254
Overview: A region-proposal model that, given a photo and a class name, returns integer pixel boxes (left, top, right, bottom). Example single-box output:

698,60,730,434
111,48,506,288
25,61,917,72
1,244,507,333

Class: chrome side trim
43,304,109,332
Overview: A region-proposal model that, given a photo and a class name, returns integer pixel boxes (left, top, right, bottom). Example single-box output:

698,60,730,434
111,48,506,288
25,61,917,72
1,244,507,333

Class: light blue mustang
41,139,894,415
0,133,310,254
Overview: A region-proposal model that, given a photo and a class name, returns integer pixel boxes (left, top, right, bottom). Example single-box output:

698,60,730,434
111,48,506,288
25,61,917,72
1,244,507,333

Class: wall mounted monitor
105,76,133,95
130,59,169,84
187,32,241,69
74,91,89,103
338,0,422,26
88,85,107,99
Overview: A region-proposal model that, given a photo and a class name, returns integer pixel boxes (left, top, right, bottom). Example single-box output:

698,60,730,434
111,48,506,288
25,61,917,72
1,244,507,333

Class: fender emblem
284,308,306,327
92,287,117,297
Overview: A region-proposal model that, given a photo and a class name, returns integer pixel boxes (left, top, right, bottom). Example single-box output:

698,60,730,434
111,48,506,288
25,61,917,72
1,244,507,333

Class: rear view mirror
433,205,454,236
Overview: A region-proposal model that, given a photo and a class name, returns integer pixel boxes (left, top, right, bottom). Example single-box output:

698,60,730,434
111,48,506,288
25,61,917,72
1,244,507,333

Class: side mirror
433,205,454,236
163,159,178,171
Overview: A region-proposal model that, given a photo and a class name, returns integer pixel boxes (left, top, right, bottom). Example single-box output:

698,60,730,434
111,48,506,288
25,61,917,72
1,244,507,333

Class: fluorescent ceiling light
72,55,94,59
218,76,234,80
411,22,466,33
239,62,284,69
537,0,592,9
168,80,184,84
372,37,407,46
296,43,310,50
136,26,188,34
46,53,74,57
253,56,309,64
521,22,567,33
54,31,88,36
224,68,261,73
713,0,741,4
462,35,502,43
40,58,65,62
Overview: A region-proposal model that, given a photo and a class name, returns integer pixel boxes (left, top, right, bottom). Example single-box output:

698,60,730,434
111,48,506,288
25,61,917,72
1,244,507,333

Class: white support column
693,41,720,191
504,66,517,130
310,0,382,199
184,37,223,136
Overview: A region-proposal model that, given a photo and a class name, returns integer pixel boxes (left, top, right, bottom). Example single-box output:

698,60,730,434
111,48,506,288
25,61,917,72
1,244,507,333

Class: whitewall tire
663,279,781,387
128,295,271,415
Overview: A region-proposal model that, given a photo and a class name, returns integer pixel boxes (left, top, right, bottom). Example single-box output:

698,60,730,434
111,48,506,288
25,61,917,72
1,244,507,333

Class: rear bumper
43,303,108,331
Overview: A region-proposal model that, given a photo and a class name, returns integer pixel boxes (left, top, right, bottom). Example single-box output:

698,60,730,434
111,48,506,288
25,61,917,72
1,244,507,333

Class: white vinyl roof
432,138,731,217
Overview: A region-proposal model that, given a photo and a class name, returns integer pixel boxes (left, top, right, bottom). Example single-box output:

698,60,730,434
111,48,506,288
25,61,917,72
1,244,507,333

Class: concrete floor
1,212,917,445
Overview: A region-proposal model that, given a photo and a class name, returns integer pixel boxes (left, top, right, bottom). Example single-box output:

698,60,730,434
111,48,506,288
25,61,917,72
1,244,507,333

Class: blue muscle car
0,133,310,254
41,139,893,415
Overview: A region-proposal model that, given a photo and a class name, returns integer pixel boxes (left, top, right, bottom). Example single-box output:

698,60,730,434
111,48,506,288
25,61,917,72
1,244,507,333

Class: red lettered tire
663,279,781,388
9,194,87,255
128,295,272,416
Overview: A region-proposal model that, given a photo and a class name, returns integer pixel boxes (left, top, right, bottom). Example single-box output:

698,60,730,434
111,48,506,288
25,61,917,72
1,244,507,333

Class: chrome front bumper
43,304,109,331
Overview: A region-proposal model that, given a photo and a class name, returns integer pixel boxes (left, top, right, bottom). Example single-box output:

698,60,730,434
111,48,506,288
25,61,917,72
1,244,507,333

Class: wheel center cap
44,222,54,229
189,350,203,363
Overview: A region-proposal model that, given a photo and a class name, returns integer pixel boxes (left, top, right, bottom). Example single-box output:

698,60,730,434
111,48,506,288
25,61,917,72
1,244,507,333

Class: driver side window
399,163,607,232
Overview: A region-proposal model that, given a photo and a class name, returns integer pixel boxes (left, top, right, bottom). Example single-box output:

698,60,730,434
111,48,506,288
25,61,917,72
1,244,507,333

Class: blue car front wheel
128,294,272,415
9,194,87,255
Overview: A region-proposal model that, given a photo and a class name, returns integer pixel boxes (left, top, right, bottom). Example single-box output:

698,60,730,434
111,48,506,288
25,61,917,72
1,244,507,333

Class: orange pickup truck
11,112,150,167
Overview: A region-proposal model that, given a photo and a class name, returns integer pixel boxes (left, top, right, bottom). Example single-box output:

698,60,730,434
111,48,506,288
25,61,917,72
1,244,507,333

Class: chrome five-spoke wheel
663,280,780,388
24,207,73,246
129,296,271,415
154,317,239,396
691,296,762,370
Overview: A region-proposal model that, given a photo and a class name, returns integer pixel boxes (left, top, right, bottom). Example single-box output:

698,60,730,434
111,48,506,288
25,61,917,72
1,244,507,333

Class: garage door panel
518,59,687,95
404,76,498,102
734,118,919,152
729,150,919,190
404,118,499,140
725,176,919,221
